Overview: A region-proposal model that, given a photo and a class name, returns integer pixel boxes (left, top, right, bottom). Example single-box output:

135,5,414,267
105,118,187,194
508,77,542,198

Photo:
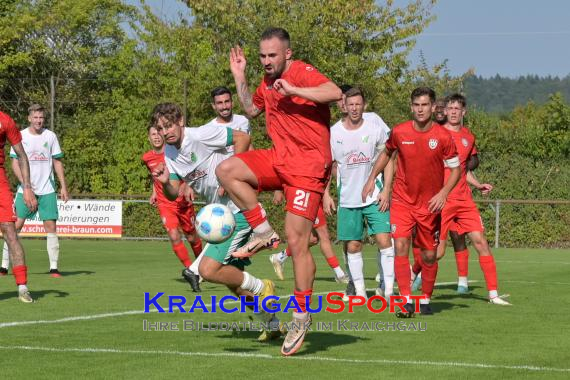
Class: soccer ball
195,203,236,243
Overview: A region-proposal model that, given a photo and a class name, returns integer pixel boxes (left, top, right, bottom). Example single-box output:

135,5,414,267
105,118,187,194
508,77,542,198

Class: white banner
20,200,122,238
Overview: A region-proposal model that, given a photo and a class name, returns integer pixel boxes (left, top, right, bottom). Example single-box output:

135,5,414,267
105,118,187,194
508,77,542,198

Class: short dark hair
446,93,467,108
411,87,436,103
28,104,45,114
261,27,290,47
210,86,232,101
150,103,183,130
344,87,365,103
339,84,353,94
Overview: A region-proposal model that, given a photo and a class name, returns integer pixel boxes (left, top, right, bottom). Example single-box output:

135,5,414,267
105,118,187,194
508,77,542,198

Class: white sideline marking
0,345,568,373
0,282,465,329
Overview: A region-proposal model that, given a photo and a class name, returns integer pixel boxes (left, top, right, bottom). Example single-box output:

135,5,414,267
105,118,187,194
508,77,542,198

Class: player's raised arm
152,162,180,201
230,46,262,119
273,79,341,104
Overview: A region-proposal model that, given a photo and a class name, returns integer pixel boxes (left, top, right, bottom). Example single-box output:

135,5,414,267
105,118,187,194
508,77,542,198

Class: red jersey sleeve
253,83,266,111
441,133,458,160
4,116,21,146
385,129,398,154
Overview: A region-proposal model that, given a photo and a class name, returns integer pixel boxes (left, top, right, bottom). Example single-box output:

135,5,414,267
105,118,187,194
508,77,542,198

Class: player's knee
215,159,234,182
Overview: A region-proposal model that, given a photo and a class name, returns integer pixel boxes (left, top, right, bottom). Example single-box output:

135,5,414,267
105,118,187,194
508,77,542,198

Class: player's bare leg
0,222,33,303
216,158,280,255
468,231,510,305
282,212,314,356
315,225,348,283
43,219,61,277
1,217,25,272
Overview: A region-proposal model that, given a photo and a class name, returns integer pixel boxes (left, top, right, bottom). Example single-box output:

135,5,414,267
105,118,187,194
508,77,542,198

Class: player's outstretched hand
479,183,493,196
273,79,296,96
428,191,447,213
23,187,38,212
152,162,169,184
230,46,247,77
361,179,375,203
323,193,336,216
377,189,391,212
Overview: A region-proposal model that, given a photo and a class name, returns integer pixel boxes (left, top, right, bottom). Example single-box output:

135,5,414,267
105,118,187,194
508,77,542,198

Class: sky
131,0,570,78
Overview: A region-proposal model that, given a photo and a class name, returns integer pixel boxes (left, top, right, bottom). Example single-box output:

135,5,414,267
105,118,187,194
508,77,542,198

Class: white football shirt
203,114,250,154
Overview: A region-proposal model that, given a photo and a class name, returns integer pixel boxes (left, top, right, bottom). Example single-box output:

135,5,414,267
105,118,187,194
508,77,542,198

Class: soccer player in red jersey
362,87,461,317
142,125,203,292
436,93,510,305
216,27,341,356
0,110,38,303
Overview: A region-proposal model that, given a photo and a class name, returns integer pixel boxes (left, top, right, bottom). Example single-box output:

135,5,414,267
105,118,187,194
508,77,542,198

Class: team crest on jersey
361,135,369,143
305,66,314,71
428,138,438,150
190,152,197,162
461,138,468,147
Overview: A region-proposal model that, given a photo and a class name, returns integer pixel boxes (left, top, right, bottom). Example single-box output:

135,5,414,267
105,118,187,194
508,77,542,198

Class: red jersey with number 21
386,121,458,208
253,60,332,179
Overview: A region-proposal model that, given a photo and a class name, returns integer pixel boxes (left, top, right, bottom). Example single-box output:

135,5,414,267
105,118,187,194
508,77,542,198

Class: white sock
489,290,498,299
47,233,59,270
376,249,384,282
241,271,265,295
333,266,345,278
293,311,309,320
189,251,204,275
420,297,430,305
380,247,395,296
347,252,364,292
18,284,28,292
2,242,10,269
277,250,289,263
458,276,468,287
343,248,352,281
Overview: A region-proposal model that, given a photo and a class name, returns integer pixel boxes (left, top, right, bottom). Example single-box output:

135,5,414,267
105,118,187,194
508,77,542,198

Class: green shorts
337,203,390,241
15,192,58,221
202,212,251,270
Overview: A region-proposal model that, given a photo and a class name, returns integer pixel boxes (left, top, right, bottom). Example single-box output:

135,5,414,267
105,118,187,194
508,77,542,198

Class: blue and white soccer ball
195,203,236,243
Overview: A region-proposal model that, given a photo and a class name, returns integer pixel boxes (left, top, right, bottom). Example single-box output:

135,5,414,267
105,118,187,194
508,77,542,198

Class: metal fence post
50,75,55,131
494,200,500,248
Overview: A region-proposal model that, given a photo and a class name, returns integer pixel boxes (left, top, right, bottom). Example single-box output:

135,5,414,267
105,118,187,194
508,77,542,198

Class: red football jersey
253,60,332,178
0,111,22,168
386,121,458,208
445,126,477,201
141,150,188,209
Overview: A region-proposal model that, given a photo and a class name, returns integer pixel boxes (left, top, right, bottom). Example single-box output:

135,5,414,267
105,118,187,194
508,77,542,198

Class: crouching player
142,126,202,291
150,103,285,341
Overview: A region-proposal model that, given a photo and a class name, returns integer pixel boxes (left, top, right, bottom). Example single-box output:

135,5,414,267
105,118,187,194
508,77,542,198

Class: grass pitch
0,239,569,379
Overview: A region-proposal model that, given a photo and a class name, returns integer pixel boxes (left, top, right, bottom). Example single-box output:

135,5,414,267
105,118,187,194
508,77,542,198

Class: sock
325,256,340,269
2,242,9,269
455,249,469,277
190,238,203,258
189,252,203,276
343,248,352,281
394,256,411,297
18,284,28,292
458,276,468,288
419,296,430,305
241,271,265,295
46,233,60,270
380,247,395,296
294,289,313,313
347,252,364,292
421,261,439,299
242,204,271,234
172,241,191,267
412,247,423,275
12,265,27,286
376,249,384,282
479,255,498,295
333,266,345,278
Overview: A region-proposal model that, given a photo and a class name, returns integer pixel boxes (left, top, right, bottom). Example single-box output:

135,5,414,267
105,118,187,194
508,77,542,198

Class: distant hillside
463,75,570,113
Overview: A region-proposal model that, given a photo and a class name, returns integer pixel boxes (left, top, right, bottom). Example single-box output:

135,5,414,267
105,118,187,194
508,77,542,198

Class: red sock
242,204,267,229
421,261,439,299
394,256,411,296
326,256,339,269
479,255,498,292
12,265,27,286
172,242,191,267
455,249,469,277
412,247,423,275
286,247,292,257
190,239,203,258
294,289,313,313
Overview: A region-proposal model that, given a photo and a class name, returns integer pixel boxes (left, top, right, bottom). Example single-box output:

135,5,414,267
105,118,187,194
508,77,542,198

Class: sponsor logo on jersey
305,66,314,71
346,152,371,165
402,141,414,145
28,152,49,161
361,135,369,143
428,139,438,150
184,169,207,182
461,138,468,147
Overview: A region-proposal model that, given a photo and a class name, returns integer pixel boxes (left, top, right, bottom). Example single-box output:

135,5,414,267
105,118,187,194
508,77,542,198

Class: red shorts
441,199,484,239
235,149,327,221
313,204,327,228
158,204,196,235
0,171,15,223
390,198,440,250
